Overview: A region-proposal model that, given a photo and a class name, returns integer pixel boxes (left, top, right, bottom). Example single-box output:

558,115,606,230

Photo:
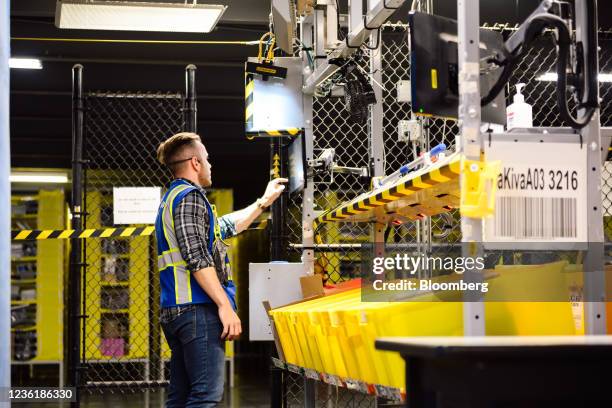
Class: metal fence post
185,64,198,132
577,0,607,334
457,0,486,336
69,64,85,406
0,0,11,397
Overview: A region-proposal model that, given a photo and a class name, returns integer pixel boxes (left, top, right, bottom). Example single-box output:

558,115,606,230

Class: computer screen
272,0,296,54
408,11,507,125
288,134,306,194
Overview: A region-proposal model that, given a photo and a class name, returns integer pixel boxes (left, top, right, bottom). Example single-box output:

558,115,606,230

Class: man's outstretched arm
221,178,287,235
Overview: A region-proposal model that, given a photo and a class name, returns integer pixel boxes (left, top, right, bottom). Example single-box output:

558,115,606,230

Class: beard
199,172,212,187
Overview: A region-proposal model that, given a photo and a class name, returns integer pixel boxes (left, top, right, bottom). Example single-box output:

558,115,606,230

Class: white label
113,187,161,225
484,141,587,243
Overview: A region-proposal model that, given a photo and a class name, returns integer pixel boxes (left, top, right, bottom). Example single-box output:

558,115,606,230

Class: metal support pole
314,9,326,59
369,0,384,179
302,16,316,276
577,0,606,334
69,64,85,406
0,0,11,398
369,1,387,326
301,15,317,408
325,2,339,49
457,0,485,335
184,64,198,132
348,0,363,33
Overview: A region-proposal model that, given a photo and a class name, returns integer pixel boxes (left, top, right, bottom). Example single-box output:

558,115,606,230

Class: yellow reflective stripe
174,264,190,304
158,249,186,269
161,185,190,252
162,184,193,305
187,270,193,303
169,185,191,231
174,269,179,305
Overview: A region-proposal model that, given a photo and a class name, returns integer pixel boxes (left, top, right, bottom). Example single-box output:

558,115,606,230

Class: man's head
157,132,212,187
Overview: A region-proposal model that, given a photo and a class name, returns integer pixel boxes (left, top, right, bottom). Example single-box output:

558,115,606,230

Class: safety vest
155,179,236,309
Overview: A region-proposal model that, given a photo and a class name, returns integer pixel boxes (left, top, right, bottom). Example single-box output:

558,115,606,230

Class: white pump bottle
506,83,533,130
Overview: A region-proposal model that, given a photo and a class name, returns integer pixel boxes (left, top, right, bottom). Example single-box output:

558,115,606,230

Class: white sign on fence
113,187,161,225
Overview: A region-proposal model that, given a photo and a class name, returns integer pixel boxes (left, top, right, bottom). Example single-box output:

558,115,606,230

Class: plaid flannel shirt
172,178,237,273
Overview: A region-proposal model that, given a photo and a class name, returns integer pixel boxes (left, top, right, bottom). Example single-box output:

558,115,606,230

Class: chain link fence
283,371,378,408
81,91,184,393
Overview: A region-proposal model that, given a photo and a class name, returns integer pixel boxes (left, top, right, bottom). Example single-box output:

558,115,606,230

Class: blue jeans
161,303,225,407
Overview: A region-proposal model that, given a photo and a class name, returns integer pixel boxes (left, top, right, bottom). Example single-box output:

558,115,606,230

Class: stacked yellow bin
270,260,578,390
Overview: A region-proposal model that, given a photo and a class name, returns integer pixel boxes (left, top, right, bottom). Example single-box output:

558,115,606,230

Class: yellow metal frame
316,153,502,224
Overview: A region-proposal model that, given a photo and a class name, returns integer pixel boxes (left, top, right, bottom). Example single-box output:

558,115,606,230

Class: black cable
481,13,597,129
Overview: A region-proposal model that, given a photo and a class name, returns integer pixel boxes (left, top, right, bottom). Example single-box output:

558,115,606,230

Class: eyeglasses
167,156,200,166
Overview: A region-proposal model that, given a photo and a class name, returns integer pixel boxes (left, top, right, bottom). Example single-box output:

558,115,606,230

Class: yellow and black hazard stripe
13,220,270,241
317,159,461,223
12,226,156,241
246,128,301,139
245,72,255,130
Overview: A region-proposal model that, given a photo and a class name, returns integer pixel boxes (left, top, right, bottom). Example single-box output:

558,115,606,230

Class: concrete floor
80,384,271,408
16,357,274,407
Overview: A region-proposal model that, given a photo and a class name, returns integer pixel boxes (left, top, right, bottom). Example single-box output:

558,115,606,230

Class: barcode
494,196,577,239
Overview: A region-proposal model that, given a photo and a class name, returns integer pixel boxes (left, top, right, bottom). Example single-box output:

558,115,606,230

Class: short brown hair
157,132,201,171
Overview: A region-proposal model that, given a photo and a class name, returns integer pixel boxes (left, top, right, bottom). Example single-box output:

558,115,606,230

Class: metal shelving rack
11,190,66,387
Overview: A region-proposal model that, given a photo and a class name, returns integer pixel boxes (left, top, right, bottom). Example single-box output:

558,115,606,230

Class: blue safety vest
155,179,236,309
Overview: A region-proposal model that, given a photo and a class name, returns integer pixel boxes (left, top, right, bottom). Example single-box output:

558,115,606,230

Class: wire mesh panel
82,92,184,393
315,383,377,408
311,94,372,284
597,34,612,246
283,372,378,408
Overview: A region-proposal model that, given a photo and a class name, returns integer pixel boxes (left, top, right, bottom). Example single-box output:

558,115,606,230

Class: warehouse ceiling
9,0,612,207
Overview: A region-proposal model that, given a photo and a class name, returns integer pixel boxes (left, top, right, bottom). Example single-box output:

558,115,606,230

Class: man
155,132,286,407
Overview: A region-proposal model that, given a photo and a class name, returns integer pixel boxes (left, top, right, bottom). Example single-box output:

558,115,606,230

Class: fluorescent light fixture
10,172,69,184
55,0,227,33
9,58,43,70
536,72,612,83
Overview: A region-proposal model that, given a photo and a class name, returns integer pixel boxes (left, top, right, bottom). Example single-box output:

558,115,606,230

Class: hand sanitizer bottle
506,83,533,130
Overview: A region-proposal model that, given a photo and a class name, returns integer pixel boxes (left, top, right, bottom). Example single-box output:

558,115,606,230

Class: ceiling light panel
56,1,227,33
9,58,43,69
